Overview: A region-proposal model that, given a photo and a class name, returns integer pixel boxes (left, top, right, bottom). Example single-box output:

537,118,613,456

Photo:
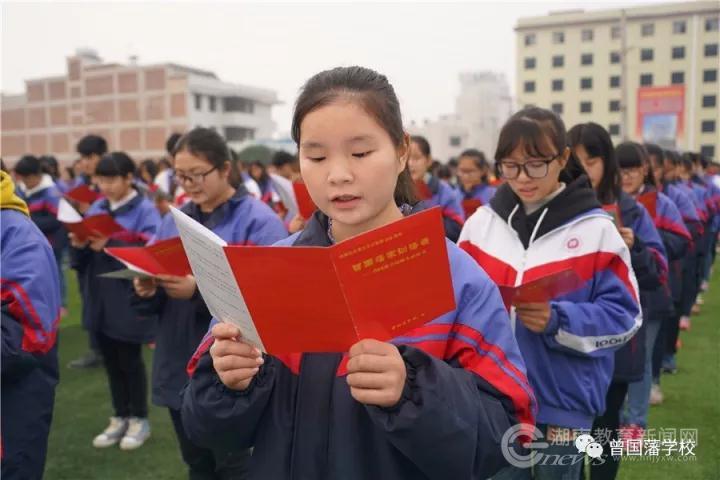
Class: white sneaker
650,384,664,406
119,417,151,450
93,417,128,448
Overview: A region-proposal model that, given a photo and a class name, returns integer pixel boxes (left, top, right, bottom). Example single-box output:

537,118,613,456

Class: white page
57,198,83,223
99,269,152,280
169,206,265,351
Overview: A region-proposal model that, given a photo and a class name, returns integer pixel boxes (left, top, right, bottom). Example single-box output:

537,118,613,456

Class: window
580,102,592,113
673,20,686,34
582,29,594,42
610,51,621,64
703,95,717,108
671,72,685,84
581,53,594,66
609,100,621,112
524,81,536,93
553,31,565,44
581,77,593,90
704,69,718,83
705,44,719,57
194,93,202,110
641,23,654,36
611,25,621,39
552,79,564,91
706,17,719,32
702,120,716,133
640,74,653,86
672,46,685,59
641,48,654,62
610,75,621,88
552,55,564,68
701,145,715,159
450,136,462,147
224,127,255,142
222,96,255,113
208,96,216,112
525,33,536,46
609,124,620,136
551,103,563,114
524,57,536,69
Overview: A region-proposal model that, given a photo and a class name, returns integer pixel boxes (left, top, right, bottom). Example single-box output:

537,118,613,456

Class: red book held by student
57,198,125,241
498,269,584,310
170,205,456,354
104,237,192,279
65,184,102,204
292,182,317,219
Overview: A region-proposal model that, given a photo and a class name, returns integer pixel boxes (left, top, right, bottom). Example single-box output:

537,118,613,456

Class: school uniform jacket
1,208,61,480
71,192,160,344
18,175,66,252
461,183,497,206
419,175,465,242
458,176,642,429
181,207,536,480
132,188,288,410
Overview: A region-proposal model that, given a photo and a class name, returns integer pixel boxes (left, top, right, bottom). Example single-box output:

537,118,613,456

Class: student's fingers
211,338,259,358
213,353,264,372
346,353,393,374
346,372,392,390
349,339,394,358
211,322,242,340
349,386,399,407
513,302,548,311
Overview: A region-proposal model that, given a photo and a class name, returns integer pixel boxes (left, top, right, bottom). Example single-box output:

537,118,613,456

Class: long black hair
567,122,619,204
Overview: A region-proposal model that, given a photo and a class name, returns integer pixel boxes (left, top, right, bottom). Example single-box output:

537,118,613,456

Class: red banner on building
636,86,685,147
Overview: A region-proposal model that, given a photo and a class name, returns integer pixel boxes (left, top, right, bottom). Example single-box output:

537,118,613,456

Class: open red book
104,237,191,278
462,198,483,218
602,204,624,228
170,205,456,354
65,184,102,204
58,198,125,241
498,269,584,309
637,191,658,218
292,182,317,219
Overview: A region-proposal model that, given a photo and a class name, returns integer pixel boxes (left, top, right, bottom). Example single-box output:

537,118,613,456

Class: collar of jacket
181,183,250,229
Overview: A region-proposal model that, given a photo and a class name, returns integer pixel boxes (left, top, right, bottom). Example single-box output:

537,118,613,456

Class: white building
408,71,513,163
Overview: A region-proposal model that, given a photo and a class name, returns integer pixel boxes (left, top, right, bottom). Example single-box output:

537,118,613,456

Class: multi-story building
515,1,719,159
1,48,278,164
409,71,513,163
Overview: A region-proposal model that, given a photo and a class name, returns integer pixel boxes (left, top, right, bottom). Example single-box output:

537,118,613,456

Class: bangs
615,143,644,169
495,118,557,161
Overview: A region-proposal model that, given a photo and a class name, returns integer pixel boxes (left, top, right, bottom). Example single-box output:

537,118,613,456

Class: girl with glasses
460,108,641,480
132,127,288,479
457,148,496,218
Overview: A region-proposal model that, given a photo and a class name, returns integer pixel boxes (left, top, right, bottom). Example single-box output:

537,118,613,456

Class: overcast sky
2,0,657,136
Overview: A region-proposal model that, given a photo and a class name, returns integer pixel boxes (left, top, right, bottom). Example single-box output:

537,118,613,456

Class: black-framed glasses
620,167,643,177
175,166,218,185
499,154,561,180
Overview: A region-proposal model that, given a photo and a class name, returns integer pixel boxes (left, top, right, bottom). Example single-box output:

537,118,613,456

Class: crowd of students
1,65,718,480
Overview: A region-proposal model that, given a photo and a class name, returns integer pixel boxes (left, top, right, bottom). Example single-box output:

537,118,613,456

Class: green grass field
43,268,719,479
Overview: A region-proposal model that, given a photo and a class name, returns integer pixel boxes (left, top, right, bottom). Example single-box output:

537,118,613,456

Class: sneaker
691,303,701,315
67,350,103,369
700,281,709,293
679,316,691,331
662,355,677,374
697,294,705,305
676,338,683,350
93,417,128,448
650,384,664,406
119,417,151,450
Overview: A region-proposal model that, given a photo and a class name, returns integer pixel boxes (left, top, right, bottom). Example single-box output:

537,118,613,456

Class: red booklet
602,204,624,228
222,207,456,353
637,191,658,218
292,182,317,219
462,198,483,218
105,237,191,277
64,214,125,241
498,269,584,308
65,185,102,204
